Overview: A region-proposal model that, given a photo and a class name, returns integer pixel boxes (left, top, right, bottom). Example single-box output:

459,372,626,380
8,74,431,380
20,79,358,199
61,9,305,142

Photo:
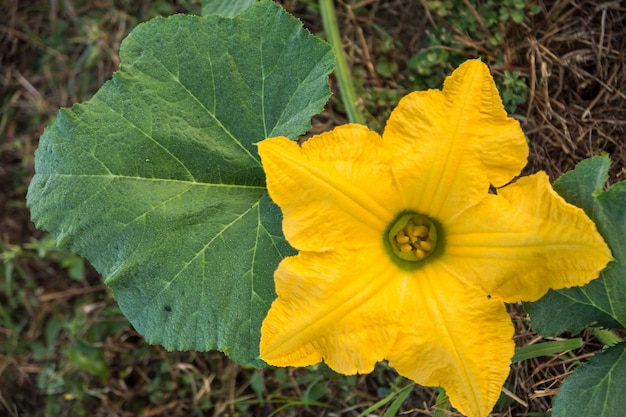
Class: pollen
387,213,438,262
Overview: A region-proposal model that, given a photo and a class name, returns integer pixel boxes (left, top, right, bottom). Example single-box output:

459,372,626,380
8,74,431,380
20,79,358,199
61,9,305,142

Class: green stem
319,0,365,124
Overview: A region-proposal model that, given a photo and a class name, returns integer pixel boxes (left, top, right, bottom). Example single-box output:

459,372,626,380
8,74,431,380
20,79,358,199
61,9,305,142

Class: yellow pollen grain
396,232,410,244
413,225,429,238
419,239,433,252
400,244,413,253
414,248,426,259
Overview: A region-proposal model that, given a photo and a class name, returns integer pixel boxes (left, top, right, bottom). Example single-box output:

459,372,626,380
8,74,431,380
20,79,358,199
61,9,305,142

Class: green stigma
388,213,438,262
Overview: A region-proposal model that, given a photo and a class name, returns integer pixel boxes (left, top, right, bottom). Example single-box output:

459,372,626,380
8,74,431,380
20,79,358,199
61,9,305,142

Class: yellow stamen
396,232,410,244
387,213,439,262
413,225,429,238
419,239,433,252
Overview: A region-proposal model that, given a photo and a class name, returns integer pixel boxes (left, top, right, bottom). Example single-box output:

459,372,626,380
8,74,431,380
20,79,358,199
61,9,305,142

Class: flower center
388,213,438,262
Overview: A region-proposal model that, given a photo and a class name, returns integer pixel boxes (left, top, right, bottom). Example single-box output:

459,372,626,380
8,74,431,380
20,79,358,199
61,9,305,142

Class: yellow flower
257,60,611,417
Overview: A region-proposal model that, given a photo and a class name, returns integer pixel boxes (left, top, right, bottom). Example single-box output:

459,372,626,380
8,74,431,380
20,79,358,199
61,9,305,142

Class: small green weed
410,0,540,112
349,68,405,132
1,235,85,291
497,70,531,113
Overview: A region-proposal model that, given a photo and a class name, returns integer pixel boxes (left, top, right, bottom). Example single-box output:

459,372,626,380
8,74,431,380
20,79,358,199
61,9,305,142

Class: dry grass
519,0,626,182
316,0,626,182
1,1,625,416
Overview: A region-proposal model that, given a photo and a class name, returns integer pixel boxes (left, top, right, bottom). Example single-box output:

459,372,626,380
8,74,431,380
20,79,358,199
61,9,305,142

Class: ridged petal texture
258,59,612,417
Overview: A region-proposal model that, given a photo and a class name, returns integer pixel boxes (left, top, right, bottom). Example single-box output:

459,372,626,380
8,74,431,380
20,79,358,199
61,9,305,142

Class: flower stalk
319,0,365,124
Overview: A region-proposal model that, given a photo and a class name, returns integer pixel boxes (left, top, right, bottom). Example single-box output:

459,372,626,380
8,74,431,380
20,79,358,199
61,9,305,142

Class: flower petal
443,172,612,302
260,248,404,373
383,59,528,218
386,267,514,417
258,125,400,251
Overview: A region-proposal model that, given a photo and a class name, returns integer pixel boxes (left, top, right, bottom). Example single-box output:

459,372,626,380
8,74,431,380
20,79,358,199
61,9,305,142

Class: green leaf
202,0,257,17
68,340,108,379
593,327,623,347
511,338,582,363
551,343,626,417
525,155,626,335
355,383,415,417
381,383,414,417
27,0,333,366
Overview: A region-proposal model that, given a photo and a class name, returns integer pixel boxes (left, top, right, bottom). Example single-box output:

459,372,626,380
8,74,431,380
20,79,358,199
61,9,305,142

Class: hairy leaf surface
551,343,626,417
27,0,333,365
